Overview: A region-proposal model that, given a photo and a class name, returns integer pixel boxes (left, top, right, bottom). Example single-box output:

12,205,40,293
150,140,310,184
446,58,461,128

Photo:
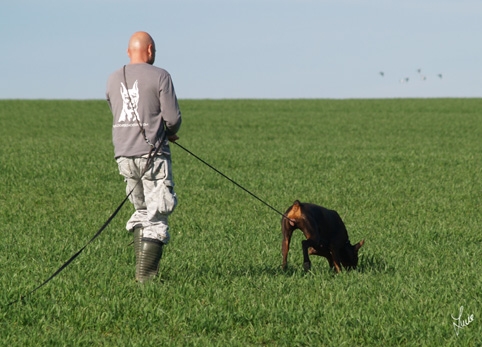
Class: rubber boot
135,234,164,283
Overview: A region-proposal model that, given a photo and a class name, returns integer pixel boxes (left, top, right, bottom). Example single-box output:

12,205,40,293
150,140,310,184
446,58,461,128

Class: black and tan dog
282,200,364,273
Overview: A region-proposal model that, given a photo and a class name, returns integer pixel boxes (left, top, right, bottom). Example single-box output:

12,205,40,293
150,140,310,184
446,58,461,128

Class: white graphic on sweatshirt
119,80,140,123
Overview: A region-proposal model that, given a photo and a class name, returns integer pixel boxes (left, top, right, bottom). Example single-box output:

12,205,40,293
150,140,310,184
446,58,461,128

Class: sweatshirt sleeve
159,73,182,135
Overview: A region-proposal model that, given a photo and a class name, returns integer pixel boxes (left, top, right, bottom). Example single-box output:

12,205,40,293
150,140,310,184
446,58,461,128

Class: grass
0,98,481,346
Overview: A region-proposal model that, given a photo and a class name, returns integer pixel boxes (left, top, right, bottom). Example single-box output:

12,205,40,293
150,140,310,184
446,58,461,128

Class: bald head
127,31,156,65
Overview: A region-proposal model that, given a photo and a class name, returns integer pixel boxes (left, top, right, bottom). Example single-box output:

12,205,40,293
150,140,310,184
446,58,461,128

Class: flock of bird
379,69,443,83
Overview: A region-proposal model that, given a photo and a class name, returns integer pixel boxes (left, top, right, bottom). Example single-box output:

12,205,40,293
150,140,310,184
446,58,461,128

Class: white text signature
451,306,474,336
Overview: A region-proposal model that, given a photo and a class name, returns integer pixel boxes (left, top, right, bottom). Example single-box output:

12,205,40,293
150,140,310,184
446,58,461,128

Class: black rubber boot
135,235,164,283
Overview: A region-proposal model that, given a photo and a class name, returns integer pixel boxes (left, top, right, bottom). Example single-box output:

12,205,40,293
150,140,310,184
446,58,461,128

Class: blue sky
1,0,481,99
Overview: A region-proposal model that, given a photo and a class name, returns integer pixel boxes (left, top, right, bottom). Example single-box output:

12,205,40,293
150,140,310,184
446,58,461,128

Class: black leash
123,65,155,149
172,141,288,219
6,140,287,307
6,192,132,306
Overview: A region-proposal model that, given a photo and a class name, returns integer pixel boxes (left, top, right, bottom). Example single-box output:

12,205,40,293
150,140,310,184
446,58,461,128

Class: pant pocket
116,157,132,178
157,181,177,214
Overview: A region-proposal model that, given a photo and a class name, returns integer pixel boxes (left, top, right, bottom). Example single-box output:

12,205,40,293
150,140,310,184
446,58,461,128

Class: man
106,31,182,282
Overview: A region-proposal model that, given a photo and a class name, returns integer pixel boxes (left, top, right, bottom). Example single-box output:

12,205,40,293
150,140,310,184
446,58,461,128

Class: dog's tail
282,200,301,229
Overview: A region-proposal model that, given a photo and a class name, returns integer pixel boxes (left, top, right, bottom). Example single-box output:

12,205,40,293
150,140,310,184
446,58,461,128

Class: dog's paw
303,262,311,271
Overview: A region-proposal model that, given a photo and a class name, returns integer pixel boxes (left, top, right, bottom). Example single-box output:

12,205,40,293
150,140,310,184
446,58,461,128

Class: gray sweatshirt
106,63,182,158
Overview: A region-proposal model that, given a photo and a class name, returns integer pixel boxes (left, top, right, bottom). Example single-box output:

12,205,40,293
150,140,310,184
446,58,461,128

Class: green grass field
0,99,481,346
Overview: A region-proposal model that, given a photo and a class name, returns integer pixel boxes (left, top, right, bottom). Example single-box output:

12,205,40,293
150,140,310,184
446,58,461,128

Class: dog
281,200,364,273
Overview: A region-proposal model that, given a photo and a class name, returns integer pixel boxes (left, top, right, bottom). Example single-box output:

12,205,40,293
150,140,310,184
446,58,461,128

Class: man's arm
160,73,182,136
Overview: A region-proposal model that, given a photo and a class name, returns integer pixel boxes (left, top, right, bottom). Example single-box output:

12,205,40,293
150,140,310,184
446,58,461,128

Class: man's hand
168,134,179,142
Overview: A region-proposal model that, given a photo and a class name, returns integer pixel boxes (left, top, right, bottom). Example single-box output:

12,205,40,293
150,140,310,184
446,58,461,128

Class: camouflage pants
116,154,177,244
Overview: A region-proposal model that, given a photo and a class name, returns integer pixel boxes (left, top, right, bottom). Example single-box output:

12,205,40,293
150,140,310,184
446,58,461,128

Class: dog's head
340,240,365,269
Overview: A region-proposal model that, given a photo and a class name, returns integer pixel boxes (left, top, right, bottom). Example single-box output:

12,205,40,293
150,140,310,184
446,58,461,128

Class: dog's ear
354,240,365,252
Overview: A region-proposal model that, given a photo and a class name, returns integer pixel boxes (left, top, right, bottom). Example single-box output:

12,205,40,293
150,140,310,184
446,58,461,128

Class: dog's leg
308,246,334,269
301,239,319,271
281,229,293,270
330,248,342,273
281,237,290,270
